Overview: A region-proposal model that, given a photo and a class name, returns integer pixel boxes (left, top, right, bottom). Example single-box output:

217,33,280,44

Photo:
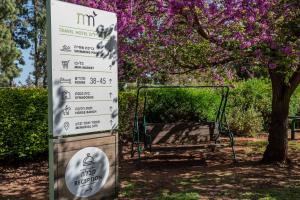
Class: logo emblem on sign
65,147,110,197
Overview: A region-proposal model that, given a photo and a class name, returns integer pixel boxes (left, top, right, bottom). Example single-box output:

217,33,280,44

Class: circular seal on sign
65,147,109,197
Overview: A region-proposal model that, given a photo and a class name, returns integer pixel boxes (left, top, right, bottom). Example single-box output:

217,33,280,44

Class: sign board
49,0,118,136
47,1,119,200
51,133,118,200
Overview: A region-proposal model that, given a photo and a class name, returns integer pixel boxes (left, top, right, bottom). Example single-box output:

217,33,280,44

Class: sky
15,48,34,85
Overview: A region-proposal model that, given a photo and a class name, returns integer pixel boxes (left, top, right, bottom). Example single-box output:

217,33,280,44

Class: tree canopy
0,1,22,86
71,0,299,163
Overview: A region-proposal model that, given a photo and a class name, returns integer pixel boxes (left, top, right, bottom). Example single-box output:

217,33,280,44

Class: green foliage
0,88,48,160
241,186,300,200
0,0,22,86
144,88,220,123
289,85,300,116
244,140,300,155
227,79,271,136
227,78,300,136
227,106,264,137
119,180,146,198
2,79,300,159
119,79,300,138
29,0,47,87
289,141,300,152
156,191,200,200
119,181,135,198
118,90,139,140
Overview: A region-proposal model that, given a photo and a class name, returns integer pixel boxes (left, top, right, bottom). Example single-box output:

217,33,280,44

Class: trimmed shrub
118,90,139,141
0,88,48,160
227,79,271,136
144,88,221,123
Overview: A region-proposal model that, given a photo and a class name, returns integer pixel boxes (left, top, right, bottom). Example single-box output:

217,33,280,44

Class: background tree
0,1,23,86
76,0,299,163
29,0,47,87
0,0,31,87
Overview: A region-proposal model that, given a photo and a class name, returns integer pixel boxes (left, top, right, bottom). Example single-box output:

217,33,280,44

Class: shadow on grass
241,186,300,200
155,191,200,200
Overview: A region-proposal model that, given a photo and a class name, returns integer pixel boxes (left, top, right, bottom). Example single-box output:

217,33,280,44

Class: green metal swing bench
130,85,237,162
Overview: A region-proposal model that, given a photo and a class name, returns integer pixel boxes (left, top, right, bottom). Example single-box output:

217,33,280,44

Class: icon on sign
83,153,95,166
60,45,71,52
64,122,70,131
62,60,70,69
62,90,71,100
60,77,72,84
63,105,71,115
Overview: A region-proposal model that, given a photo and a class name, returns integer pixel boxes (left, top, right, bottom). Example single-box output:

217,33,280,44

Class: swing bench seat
146,122,212,145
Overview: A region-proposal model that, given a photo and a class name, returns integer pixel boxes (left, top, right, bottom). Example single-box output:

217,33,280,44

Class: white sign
49,0,118,136
65,147,110,197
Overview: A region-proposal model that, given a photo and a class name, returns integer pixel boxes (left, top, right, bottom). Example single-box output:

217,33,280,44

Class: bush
0,88,48,160
2,79,300,160
227,79,271,136
227,78,300,136
227,106,264,136
118,90,139,140
144,88,221,123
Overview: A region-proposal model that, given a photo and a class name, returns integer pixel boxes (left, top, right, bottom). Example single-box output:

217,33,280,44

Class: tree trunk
262,73,290,163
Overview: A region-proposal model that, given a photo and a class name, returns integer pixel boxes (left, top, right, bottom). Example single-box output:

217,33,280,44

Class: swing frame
130,85,237,161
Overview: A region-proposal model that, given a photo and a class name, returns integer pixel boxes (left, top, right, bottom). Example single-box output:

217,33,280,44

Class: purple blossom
248,16,256,23
74,0,296,80
226,69,234,80
246,24,255,33
281,46,293,55
270,42,277,49
234,32,244,41
241,66,247,72
269,63,277,69
254,49,263,59
240,41,252,49
144,14,153,26
208,3,217,15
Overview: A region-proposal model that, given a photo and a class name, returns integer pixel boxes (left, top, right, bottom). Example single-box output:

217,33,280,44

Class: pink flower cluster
68,0,298,77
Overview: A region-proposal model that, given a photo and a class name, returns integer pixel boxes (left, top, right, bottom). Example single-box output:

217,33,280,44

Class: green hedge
119,79,300,137
144,88,221,123
2,79,300,160
0,88,48,160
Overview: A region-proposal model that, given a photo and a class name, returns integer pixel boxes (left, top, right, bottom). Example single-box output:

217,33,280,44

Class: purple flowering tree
70,0,299,163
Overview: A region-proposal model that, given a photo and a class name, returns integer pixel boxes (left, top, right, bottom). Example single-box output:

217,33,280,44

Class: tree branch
191,10,210,40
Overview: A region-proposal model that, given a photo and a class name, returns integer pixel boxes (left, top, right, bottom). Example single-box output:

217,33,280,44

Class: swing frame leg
228,131,237,162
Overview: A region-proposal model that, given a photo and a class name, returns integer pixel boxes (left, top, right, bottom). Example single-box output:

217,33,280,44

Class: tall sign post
47,0,118,199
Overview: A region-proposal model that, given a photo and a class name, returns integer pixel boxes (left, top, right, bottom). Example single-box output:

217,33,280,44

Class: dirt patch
1,136,300,200
119,136,300,200
0,161,48,200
